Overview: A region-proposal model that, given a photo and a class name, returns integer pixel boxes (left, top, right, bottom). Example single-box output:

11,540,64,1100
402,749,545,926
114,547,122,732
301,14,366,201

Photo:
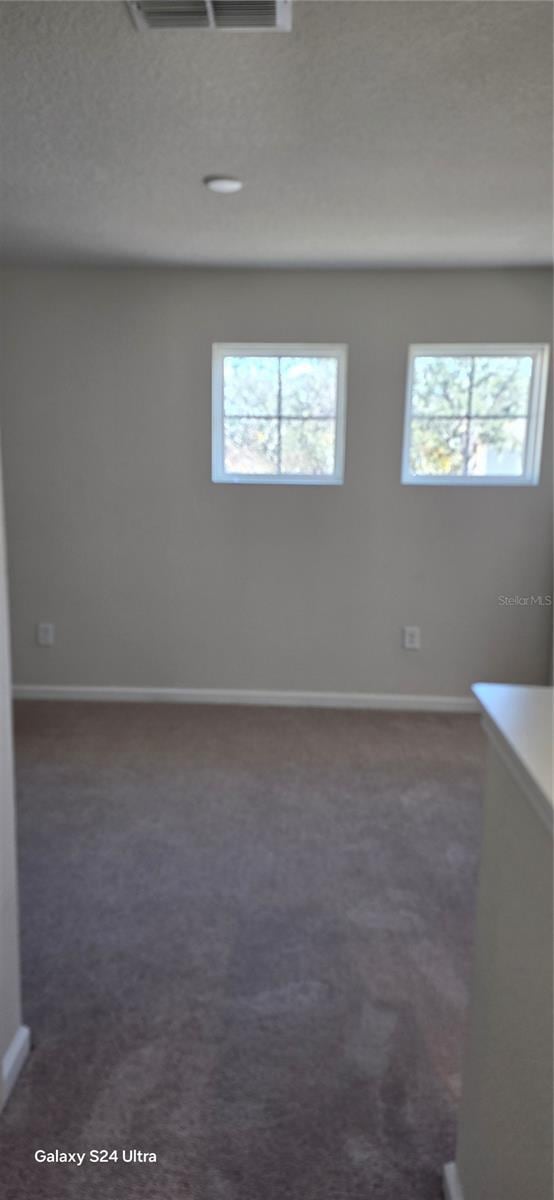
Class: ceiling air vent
127,0,292,31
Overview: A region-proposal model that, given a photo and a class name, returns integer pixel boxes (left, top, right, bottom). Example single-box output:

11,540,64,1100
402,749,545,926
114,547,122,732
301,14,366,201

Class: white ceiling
1,1,552,267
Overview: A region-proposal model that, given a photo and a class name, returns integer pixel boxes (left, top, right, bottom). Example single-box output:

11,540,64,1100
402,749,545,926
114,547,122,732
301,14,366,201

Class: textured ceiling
0,1,552,267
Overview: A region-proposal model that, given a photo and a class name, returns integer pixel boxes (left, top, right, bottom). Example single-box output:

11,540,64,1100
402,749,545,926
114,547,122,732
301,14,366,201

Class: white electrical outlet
36,622,55,647
403,625,421,651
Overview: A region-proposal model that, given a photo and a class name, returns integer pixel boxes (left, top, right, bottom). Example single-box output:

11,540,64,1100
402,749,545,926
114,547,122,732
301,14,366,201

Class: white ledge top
473,683,553,831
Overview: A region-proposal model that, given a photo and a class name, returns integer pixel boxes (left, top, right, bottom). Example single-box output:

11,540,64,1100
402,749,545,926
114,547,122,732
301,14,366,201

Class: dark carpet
0,702,485,1200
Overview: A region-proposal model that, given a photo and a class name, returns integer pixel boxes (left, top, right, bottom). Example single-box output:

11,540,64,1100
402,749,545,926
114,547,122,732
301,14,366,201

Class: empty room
0,2,552,1198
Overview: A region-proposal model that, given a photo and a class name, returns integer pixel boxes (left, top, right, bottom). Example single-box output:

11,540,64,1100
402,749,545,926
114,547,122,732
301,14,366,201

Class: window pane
223,357,279,417
411,356,472,415
409,417,468,477
280,419,336,476
471,356,533,417
224,418,279,475
280,357,338,417
467,417,527,477
404,345,547,485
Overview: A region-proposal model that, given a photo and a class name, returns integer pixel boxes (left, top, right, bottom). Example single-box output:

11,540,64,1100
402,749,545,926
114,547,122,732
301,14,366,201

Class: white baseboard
12,684,478,713
1,1025,30,1110
443,1162,464,1200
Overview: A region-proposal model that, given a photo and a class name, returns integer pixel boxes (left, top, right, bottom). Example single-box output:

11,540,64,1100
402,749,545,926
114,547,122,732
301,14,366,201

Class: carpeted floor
0,702,485,1200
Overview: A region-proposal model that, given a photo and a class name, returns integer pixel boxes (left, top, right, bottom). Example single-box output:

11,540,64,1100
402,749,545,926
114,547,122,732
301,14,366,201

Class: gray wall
0,267,552,697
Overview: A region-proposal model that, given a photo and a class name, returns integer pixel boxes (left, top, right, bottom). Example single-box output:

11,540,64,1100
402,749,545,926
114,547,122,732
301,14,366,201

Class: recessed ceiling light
203,176,243,195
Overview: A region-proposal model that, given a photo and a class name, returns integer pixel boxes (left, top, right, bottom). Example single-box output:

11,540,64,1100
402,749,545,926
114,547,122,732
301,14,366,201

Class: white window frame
401,343,550,487
212,343,348,485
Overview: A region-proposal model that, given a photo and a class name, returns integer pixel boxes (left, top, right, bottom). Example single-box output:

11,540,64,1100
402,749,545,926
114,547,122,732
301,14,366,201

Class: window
402,344,549,486
212,344,347,484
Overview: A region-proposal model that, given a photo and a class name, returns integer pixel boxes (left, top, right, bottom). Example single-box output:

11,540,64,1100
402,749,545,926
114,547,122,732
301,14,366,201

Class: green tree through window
404,347,548,484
